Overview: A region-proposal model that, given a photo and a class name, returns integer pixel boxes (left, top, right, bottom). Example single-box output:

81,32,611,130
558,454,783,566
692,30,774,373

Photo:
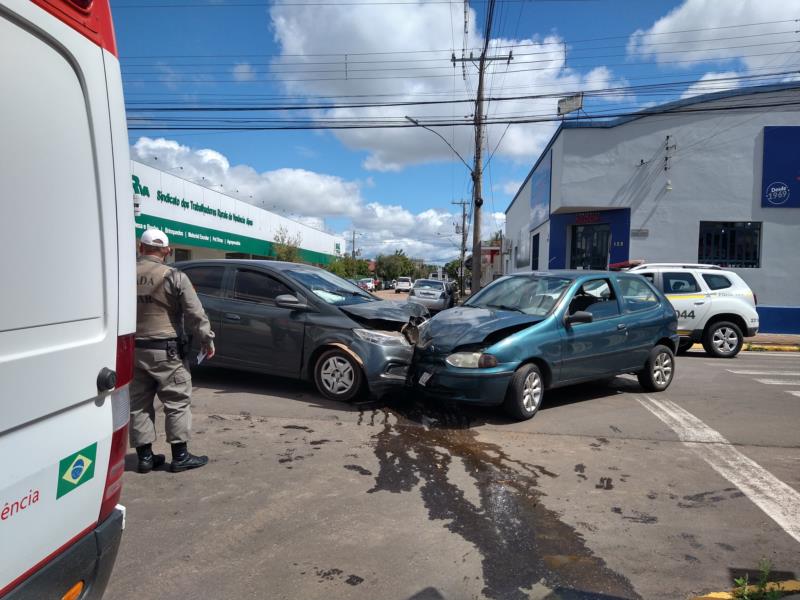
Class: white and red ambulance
0,0,134,597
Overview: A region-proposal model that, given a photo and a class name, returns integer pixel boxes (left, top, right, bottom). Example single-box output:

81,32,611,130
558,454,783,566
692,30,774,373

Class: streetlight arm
404,116,473,173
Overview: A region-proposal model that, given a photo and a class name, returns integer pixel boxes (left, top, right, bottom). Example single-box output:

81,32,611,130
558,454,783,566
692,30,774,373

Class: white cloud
131,136,476,262
502,180,522,195
628,0,800,74
268,5,629,171
232,62,257,82
680,71,741,99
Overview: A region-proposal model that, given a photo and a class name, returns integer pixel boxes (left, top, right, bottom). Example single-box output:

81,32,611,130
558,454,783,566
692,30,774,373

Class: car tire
504,363,544,421
637,344,675,392
676,340,694,354
702,321,743,358
313,349,363,402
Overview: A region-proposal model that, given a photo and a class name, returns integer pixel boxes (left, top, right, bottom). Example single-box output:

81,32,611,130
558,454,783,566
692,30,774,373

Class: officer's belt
135,338,179,350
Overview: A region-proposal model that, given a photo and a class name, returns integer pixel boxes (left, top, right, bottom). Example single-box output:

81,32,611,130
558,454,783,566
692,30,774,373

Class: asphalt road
107,350,800,600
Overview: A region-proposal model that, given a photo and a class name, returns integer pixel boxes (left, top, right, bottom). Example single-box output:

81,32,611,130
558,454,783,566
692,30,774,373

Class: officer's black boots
136,444,166,474
170,442,209,472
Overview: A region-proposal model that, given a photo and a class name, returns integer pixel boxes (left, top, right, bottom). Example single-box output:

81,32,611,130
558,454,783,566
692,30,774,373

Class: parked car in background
409,279,453,313
629,263,759,357
358,277,375,291
177,260,427,401
395,276,413,294
411,271,678,420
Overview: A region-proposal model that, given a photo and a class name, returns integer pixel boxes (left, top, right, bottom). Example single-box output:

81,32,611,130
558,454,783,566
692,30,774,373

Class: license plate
418,372,432,386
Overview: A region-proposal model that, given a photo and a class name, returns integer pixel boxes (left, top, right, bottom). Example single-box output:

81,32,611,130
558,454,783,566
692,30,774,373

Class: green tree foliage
273,226,302,263
444,259,461,281
326,256,371,279
375,250,414,281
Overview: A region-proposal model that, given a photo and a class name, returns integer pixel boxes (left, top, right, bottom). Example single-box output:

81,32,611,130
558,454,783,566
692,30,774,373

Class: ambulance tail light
98,334,133,523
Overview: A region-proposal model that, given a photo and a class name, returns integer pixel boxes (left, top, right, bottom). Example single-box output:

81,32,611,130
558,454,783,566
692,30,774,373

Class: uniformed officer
131,228,215,473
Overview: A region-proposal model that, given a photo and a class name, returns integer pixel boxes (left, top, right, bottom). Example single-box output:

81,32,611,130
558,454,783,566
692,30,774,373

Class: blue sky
114,0,800,262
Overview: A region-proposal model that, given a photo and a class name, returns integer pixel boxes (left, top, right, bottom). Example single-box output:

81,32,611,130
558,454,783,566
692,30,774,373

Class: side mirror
276,294,310,311
565,310,593,326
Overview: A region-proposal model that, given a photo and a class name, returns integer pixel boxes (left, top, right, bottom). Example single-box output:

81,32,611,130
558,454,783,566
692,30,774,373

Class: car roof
510,270,620,280
173,259,322,273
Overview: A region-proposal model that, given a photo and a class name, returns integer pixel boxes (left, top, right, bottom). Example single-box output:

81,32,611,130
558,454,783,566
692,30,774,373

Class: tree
273,226,302,263
326,256,371,279
375,249,414,282
444,259,461,281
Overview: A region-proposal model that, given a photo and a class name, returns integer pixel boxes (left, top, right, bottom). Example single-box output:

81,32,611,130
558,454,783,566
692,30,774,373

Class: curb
687,343,800,353
690,579,800,599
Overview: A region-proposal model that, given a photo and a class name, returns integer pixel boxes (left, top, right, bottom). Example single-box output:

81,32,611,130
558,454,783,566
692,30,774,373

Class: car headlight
445,352,498,368
353,328,410,347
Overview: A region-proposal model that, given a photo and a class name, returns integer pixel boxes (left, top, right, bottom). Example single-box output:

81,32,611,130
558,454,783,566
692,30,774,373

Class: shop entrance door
570,223,611,270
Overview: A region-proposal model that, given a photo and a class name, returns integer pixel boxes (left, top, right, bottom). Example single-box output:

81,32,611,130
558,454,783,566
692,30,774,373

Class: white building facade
505,85,800,333
131,160,345,265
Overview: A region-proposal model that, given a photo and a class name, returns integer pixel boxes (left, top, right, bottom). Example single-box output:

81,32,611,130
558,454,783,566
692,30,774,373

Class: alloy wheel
319,356,355,395
712,327,739,355
653,352,673,386
521,371,542,413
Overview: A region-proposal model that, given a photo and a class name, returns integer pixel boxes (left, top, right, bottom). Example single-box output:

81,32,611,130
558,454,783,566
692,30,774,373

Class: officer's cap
140,228,170,248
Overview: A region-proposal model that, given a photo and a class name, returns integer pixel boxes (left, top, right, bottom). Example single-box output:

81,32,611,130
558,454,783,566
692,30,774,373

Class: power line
119,18,800,58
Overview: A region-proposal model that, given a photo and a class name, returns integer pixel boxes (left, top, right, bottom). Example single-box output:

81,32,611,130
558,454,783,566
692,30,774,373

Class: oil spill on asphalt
344,464,373,476
362,397,640,600
283,425,315,433
678,488,745,509
595,477,614,490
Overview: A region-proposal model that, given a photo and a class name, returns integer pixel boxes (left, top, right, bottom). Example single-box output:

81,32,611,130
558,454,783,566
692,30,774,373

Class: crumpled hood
340,300,428,324
419,306,542,352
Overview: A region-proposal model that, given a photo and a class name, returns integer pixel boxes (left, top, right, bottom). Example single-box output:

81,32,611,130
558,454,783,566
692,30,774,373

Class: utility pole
451,199,469,295
451,0,506,293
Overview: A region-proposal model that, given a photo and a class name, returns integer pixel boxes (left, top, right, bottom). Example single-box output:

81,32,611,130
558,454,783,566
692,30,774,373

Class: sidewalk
745,332,800,352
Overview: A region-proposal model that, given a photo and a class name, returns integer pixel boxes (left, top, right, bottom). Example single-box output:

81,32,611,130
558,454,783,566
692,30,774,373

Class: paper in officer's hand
197,350,207,365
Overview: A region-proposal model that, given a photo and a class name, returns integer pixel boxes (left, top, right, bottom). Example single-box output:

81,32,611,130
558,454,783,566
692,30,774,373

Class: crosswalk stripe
727,370,800,376
755,379,800,385
637,395,800,544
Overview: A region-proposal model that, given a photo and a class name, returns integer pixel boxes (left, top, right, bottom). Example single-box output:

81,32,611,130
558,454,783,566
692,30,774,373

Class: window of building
182,266,226,297
233,269,292,304
617,277,659,312
530,233,540,270
663,272,701,294
702,273,733,290
173,248,191,262
698,222,761,268
568,278,620,319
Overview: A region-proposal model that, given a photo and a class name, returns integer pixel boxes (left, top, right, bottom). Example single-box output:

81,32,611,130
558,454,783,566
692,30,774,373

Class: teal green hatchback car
410,271,679,420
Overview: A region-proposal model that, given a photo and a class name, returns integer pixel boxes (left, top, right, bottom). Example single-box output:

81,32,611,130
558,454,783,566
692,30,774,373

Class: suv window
182,266,225,297
703,273,732,290
568,278,620,319
637,272,655,284
663,272,701,294
234,269,292,304
617,277,659,312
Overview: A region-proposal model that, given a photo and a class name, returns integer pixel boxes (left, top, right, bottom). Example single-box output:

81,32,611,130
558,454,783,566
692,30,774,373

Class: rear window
703,273,733,290
182,266,226,297
414,279,443,290
398,277,411,282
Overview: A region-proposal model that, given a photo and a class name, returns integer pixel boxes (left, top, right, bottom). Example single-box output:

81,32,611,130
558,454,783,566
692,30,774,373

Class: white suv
630,264,759,358
395,276,413,294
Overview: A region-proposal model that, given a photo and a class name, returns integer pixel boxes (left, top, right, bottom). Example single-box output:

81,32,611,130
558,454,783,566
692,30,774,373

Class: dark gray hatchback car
175,260,427,401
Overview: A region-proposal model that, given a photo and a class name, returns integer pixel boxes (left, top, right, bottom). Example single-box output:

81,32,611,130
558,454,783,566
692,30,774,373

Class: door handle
224,313,241,321
617,323,627,330
693,301,705,305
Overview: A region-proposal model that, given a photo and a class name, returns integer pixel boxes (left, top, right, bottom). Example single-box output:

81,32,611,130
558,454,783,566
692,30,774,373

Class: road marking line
755,379,800,385
787,391,800,398
636,395,800,544
727,370,800,376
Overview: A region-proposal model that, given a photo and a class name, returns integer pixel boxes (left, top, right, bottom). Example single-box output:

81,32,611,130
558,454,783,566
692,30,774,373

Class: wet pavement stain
678,488,745,509
343,464,373,476
611,507,657,524
366,398,640,600
595,477,614,490
283,425,315,433
345,575,364,586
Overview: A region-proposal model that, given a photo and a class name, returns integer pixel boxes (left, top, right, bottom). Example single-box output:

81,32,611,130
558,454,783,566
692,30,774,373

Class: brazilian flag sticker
57,443,97,499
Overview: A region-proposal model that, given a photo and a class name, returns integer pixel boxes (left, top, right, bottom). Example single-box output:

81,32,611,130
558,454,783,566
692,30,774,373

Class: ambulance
1,0,134,597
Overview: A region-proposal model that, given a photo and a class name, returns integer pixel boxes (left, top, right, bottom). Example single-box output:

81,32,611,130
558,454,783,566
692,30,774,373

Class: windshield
464,275,573,316
285,268,378,305
414,279,444,290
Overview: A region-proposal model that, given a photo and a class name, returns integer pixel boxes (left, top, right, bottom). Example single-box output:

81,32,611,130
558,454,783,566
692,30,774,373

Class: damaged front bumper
409,352,514,406
348,337,415,397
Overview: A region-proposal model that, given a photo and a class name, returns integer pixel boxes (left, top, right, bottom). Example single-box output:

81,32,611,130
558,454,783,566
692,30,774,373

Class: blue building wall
548,209,631,269
757,306,800,334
